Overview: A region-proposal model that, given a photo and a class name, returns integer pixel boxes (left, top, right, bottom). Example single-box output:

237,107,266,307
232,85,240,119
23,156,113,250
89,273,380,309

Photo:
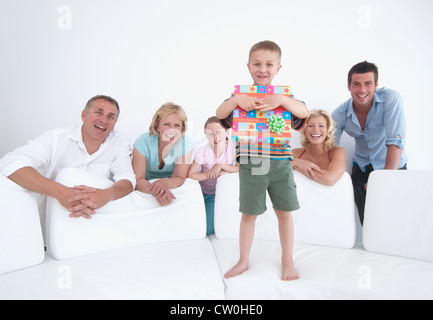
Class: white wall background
1,0,432,172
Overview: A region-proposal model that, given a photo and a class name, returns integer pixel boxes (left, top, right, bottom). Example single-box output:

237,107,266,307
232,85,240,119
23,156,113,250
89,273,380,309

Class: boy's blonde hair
300,109,336,151
249,40,282,63
149,102,188,136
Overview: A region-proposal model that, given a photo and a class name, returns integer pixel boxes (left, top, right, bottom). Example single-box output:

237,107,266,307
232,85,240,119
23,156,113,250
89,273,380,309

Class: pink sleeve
193,145,206,165
226,140,236,165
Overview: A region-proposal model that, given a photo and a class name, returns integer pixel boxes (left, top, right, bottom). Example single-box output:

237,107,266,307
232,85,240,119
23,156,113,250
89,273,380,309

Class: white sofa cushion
0,238,225,300
363,170,433,262
210,236,433,300
46,168,206,260
0,176,44,274
333,247,433,300
214,171,356,248
210,236,355,299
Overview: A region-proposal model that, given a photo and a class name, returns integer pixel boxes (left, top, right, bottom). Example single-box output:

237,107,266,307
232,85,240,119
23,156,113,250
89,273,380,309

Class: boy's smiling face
247,49,281,86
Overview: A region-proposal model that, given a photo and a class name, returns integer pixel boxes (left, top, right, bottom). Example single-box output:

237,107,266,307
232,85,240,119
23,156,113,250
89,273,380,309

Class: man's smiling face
81,99,118,145
348,72,378,109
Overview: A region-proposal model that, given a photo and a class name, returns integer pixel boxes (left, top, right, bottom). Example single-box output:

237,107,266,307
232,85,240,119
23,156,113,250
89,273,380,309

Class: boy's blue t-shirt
134,132,193,180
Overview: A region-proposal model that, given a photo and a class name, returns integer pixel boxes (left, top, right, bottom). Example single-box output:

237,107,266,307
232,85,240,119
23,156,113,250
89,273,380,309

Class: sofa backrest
363,170,433,262
214,170,357,249
46,168,206,260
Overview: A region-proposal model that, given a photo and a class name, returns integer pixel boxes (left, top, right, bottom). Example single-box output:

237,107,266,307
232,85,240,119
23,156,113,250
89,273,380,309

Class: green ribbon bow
267,114,285,135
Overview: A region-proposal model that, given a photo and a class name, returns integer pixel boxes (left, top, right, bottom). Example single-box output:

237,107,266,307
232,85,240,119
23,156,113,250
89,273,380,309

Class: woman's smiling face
157,112,183,143
305,115,327,146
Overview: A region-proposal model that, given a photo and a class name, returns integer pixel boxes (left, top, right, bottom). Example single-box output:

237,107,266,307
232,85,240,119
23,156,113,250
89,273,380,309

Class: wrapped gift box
232,85,293,148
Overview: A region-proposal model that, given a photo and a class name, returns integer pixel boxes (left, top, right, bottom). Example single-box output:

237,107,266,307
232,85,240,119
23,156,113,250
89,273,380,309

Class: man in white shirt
0,95,136,219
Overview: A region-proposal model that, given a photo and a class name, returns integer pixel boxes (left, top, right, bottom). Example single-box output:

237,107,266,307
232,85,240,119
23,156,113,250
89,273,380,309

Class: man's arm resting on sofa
8,166,85,211
8,167,133,219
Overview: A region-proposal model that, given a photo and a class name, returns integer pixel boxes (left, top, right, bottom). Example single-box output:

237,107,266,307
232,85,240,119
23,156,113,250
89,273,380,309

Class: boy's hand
256,95,308,118
235,95,262,111
255,94,287,111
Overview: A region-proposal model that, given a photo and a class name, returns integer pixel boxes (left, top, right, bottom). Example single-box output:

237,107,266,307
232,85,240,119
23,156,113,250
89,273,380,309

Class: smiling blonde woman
132,102,192,206
292,109,346,186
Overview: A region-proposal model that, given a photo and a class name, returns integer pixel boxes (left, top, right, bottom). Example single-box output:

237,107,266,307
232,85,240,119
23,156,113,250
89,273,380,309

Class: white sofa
1,167,432,300
213,170,433,300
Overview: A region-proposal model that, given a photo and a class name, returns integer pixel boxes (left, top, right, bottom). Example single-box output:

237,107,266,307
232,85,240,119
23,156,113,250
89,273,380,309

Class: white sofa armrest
0,176,44,274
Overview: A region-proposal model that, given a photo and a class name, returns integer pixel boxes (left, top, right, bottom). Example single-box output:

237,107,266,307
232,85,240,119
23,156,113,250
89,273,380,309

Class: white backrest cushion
47,168,206,260
293,171,356,248
0,176,44,274
363,170,433,262
214,172,279,241
214,171,356,248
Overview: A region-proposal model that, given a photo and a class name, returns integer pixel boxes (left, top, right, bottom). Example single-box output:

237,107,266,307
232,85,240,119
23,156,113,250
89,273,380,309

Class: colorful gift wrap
232,85,292,148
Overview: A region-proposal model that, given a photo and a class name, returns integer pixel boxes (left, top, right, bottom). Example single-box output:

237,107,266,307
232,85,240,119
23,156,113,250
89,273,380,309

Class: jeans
352,163,407,225
203,193,216,236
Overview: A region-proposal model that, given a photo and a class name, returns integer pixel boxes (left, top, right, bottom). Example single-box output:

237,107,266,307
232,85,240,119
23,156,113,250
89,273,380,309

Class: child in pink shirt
188,116,239,235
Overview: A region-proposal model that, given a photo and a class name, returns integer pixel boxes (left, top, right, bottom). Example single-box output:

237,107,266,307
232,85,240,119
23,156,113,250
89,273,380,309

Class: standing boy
216,41,308,281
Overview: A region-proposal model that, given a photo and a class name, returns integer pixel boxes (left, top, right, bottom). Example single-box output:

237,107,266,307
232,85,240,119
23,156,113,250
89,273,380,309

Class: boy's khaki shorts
238,157,300,215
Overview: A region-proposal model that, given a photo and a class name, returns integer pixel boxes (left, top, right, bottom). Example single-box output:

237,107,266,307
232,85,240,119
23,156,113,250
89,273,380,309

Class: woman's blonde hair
300,109,336,151
149,102,188,136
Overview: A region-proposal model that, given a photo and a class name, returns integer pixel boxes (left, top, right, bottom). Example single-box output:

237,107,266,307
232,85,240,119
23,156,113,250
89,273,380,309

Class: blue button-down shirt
332,87,407,171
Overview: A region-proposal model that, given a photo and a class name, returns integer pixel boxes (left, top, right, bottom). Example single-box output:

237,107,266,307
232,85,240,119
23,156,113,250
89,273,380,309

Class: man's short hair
348,61,379,84
84,95,120,114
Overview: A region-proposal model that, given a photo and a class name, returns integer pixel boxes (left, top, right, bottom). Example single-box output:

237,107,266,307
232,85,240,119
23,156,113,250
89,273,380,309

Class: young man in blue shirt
332,61,407,225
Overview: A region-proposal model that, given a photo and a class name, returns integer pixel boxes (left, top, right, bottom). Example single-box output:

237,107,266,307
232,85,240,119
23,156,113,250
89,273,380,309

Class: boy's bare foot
281,259,299,281
224,261,248,279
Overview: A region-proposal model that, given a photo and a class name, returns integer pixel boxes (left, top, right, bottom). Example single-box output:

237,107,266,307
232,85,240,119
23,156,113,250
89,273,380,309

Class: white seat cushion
46,168,206,260
214,171,356,249
333,247,433,300
210,236,433,300
0,239,225,300
363,170,433,262
210,236,355,300
0,176,44,274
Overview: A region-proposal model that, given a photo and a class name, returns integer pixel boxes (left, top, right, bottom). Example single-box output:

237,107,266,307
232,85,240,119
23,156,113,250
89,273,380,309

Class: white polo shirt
0,126,136,188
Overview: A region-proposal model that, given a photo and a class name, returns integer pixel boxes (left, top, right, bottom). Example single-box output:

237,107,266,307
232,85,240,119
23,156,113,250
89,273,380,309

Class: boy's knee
241,213,258,221
274,210,292,220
